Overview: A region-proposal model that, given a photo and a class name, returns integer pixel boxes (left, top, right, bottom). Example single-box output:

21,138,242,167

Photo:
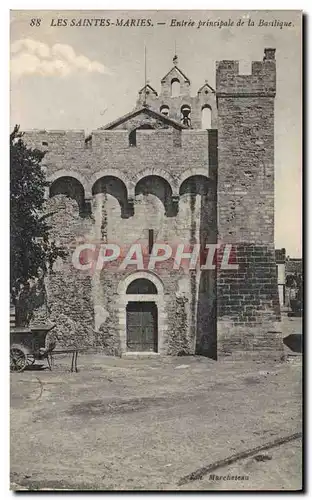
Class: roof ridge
161,66,190,84
197,82,215,93
138,83,158,95
98,106,187,131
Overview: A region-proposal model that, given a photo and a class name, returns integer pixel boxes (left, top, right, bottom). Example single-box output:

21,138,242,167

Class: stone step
122,352,161,359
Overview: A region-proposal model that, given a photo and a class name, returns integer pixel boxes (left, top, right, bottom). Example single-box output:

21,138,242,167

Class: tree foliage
10,125,65,302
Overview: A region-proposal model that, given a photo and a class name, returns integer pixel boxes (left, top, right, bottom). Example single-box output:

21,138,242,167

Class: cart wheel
27,354,35,366
10,347,27,372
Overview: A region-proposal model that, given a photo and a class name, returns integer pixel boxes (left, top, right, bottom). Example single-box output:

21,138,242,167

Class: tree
10,125,65,304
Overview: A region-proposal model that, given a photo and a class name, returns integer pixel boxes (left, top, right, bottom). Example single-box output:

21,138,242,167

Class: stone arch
48,170,89,196
92,175,130,219
90,169,131,196
178,168,209,193
117,270,164,296
133,168,178,197
134,174,176,217
179,175,210,196
49,174,87,215
126,279,158,295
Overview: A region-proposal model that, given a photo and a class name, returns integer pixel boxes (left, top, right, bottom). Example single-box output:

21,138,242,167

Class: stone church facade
23,48,282,359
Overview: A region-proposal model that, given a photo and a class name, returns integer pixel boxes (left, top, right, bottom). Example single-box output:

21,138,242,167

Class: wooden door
126,302,157,352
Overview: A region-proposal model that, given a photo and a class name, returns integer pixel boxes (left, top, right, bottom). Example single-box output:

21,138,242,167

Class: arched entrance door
125,278,158,352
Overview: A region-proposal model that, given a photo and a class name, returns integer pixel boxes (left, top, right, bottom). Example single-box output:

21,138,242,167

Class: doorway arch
117,272,166,354
126,278,158,295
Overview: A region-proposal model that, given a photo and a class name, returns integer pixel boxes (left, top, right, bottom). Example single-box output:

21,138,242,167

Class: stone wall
23,125,210,191
44,196,95,347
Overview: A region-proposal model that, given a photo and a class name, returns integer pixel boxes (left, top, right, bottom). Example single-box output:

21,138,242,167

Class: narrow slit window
129,129,136,147
148,229,154,255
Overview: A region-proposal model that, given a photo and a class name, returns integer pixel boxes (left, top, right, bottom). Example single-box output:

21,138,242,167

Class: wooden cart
10,324,56,372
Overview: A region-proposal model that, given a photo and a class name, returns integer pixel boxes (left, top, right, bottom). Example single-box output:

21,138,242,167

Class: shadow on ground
283,334,302,353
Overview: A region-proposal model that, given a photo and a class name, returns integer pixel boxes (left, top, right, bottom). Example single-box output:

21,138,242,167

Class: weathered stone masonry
22,49,282,358
216,48,281,357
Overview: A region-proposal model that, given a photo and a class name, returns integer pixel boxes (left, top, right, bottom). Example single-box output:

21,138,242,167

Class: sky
10,10,302,257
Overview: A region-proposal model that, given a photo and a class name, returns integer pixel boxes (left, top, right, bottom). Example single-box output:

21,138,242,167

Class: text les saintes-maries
50,18,153,27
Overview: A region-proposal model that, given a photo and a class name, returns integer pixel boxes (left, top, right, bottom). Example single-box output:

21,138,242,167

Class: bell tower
136,55,217,129
160,55,191,98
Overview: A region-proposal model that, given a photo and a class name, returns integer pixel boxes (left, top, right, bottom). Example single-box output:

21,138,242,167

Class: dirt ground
10,315,302,491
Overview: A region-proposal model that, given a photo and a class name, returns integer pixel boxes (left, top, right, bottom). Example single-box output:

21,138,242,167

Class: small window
85,135,92,148
42,141,48,146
